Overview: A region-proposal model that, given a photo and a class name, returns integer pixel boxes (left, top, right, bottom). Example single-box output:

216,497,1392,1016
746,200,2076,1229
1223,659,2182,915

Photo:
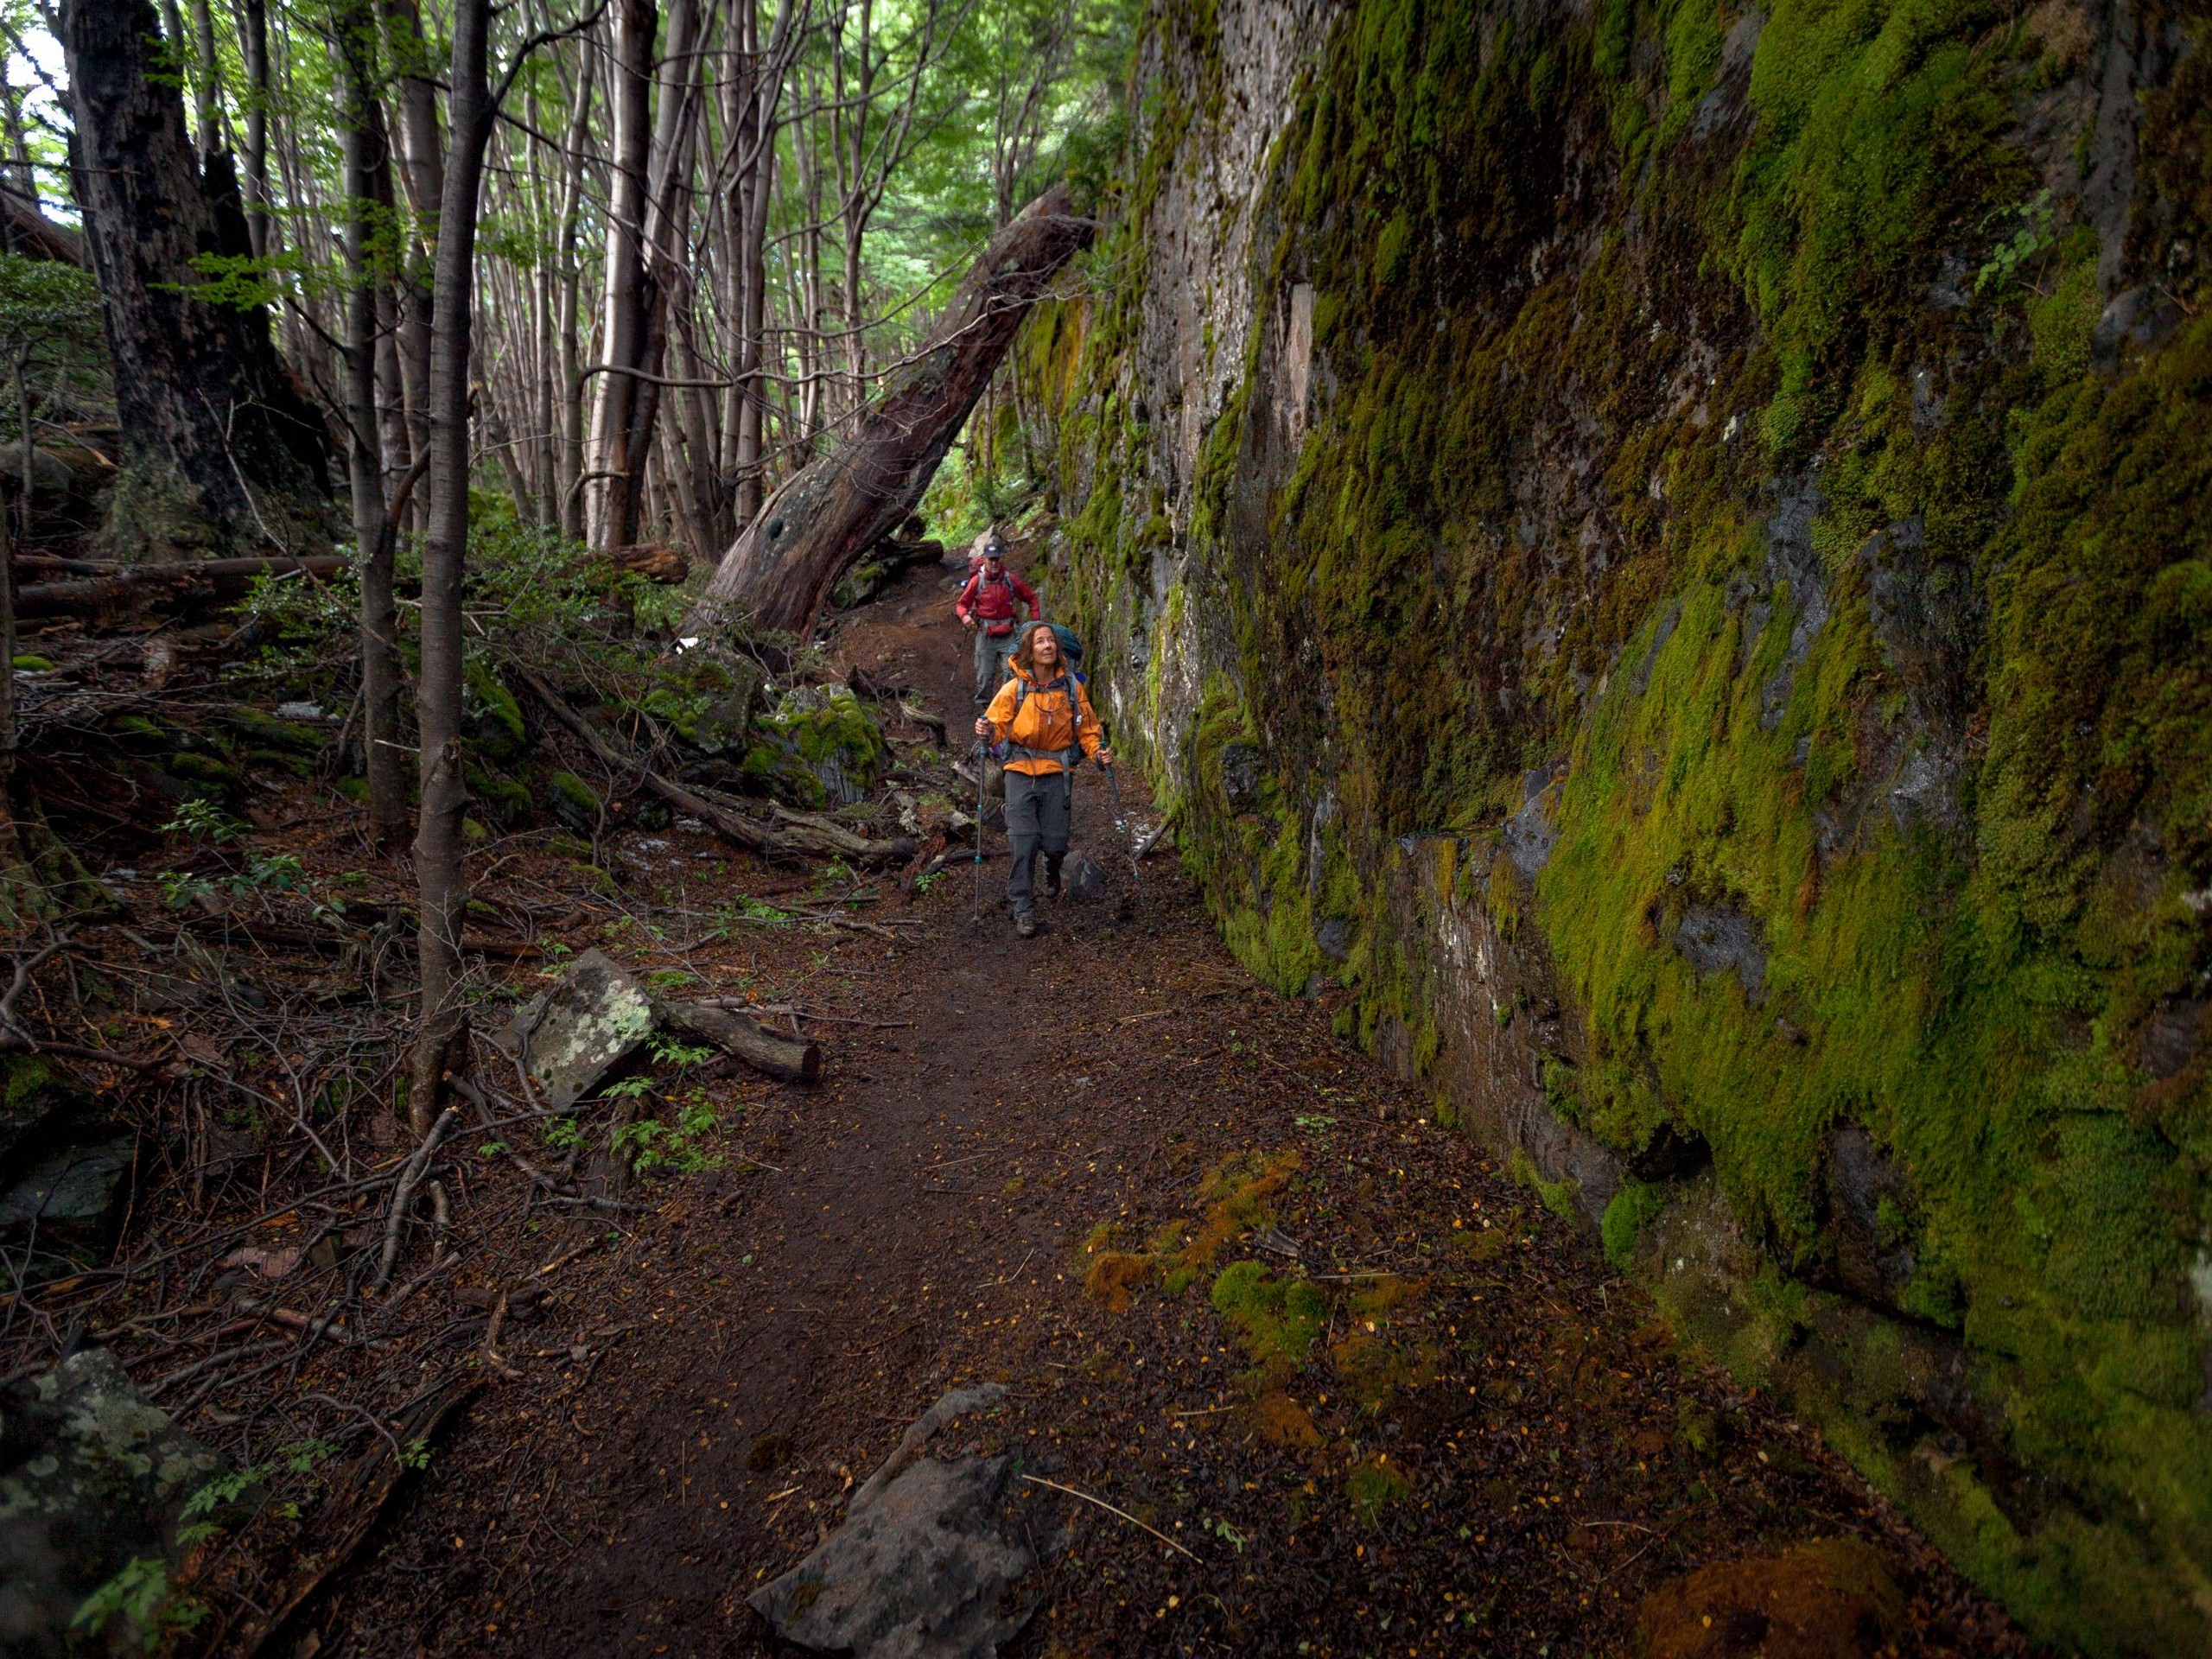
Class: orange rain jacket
982,660,1103,778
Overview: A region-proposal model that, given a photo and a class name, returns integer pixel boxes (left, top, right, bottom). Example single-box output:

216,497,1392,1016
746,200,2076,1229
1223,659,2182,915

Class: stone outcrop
1018,0,2212,1649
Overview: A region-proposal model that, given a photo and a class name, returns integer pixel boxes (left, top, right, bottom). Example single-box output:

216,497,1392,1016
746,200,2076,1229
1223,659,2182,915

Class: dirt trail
332,556,2029,1658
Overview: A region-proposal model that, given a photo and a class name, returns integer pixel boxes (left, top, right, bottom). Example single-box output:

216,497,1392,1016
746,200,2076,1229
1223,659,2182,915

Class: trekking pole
969,739,987,926
1103,762,1145,917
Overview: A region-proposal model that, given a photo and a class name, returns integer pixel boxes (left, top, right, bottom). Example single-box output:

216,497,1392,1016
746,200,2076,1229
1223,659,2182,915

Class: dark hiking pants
1005,767,1071,916
974,627,1018,701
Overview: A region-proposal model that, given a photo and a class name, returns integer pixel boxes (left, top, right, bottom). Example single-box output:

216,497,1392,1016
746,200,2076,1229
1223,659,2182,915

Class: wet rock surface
747,1455,1049,1659
0,1348,229,1656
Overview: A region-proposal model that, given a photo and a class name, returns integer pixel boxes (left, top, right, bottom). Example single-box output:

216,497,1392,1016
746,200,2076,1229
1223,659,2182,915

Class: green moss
1210,1260,1326,1376
548,770,601,834
1344,1453,1414,1525
1601,1179,1669,1268
11,654,53,672
464,660,529,764
464,764,533,830
213,708,326,757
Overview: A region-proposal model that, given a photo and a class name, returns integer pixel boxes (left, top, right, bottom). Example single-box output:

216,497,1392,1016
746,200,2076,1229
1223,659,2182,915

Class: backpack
996,663,1090,769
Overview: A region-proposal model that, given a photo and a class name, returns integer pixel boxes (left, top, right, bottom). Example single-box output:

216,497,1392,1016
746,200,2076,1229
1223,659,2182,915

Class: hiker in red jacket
956,535,1040,702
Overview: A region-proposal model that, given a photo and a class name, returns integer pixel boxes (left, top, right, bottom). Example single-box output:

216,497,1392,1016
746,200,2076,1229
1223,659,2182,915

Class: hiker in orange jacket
956,535,1039,702
974,621,1115,938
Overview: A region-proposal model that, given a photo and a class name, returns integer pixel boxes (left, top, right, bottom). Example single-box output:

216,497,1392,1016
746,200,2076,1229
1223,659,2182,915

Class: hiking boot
1014,910,1038,938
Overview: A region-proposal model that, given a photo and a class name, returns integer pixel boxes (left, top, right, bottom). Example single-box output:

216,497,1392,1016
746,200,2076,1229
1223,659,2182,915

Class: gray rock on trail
749,1383,1055,1659
1065,854,1108,903
748,1456,1042,1659
1,1348,232,1656
501,948,658,1110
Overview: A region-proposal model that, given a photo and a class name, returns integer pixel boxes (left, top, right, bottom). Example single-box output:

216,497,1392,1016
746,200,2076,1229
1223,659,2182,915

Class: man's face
985,556,1004,575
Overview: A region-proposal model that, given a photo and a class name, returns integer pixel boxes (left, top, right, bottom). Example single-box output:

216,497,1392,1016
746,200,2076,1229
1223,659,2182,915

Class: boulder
1065,855,1109,903
0,1348,232,1656
502,949,656,1110
747,1455,1045,1659
0,1135,136,1274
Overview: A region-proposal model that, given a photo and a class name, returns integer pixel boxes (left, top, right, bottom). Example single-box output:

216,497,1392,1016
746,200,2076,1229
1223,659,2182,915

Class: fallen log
589,543,689,584
516,667,916,866
659,998,823,1084
16,555,348,618
1,191,86,267
686,184,1094,639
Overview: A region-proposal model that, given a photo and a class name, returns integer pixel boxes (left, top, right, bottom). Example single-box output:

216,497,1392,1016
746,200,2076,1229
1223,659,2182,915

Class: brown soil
317,556,2036,1659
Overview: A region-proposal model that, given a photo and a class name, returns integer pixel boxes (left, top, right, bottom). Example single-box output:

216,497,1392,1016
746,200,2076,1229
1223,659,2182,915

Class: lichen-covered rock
0,1135,136,1271
0,1347,231,1656
747,1456,1042,1659
505,948,656,1110
641,654,764,755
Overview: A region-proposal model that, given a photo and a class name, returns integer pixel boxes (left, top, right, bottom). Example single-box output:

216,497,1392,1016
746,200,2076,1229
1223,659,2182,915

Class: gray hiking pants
973,627,1018,701
1005,767,1071,916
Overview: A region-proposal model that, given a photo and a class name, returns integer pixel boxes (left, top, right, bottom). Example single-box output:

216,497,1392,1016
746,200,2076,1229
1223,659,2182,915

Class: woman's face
1031,627,1059,669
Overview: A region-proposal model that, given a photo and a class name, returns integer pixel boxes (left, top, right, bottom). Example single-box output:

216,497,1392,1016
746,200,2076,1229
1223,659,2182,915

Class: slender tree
337,0,406,848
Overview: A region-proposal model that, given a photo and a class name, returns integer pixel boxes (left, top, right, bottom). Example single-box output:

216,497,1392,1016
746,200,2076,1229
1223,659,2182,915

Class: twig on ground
373,1105,462,1291
1020,1473,1202,1561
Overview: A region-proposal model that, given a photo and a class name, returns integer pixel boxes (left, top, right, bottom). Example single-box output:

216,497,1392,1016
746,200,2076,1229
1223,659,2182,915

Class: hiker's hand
961,615,977,629
1096,747,1116,769
975,717,992,738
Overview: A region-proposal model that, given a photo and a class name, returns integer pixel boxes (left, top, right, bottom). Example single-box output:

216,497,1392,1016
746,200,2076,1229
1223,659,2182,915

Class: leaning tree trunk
686,183,1092,639
58,0,329,552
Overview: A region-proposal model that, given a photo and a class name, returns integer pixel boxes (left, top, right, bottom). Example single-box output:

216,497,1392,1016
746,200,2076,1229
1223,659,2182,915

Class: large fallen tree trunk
515,667,918,866
16,555,348,617
685,184,1093,639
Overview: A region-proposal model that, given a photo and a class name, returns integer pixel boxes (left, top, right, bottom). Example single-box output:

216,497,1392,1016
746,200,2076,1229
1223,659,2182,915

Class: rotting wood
15,555,348,617
658,996,823,1083
233,1373,481,1658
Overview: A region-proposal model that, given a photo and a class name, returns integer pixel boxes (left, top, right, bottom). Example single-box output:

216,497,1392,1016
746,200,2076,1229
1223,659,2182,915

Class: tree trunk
687,183,1091,639
382,0,445,538
555,42,596,540
185,0,221,158
58,0,330,552
582,0,656,551
340,3,407,851
409,0,493,1133
236,0,271,259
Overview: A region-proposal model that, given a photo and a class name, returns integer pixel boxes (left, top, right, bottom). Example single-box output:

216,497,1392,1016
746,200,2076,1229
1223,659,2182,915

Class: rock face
0,1348,229,1655
1018,0,2212,1649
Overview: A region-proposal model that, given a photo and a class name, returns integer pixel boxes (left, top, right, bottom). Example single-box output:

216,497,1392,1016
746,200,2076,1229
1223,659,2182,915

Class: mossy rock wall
1023,0,2212,1649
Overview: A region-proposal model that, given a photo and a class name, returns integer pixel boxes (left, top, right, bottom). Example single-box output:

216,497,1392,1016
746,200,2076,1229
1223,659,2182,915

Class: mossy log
516,667,917,866
658,999,822,1084
686,184,1092,639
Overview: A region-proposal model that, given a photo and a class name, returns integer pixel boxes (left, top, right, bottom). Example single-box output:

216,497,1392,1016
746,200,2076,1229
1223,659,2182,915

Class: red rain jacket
956,566,1039,636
